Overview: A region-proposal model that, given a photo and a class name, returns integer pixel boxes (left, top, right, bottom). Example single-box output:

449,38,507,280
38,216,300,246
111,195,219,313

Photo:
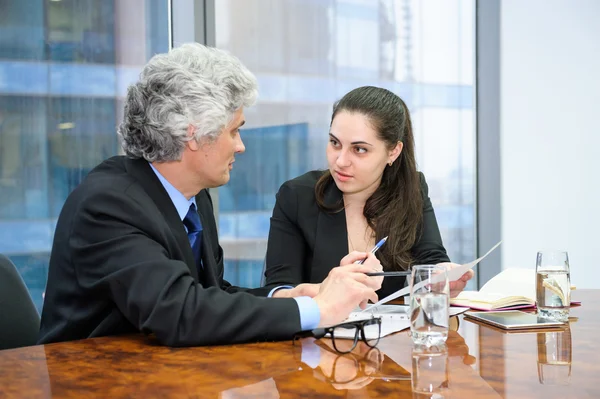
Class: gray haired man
39,44,382,346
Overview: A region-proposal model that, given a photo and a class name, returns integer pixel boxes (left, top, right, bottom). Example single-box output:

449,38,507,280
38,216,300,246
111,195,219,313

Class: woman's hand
438,262,474,298
272,283,321,298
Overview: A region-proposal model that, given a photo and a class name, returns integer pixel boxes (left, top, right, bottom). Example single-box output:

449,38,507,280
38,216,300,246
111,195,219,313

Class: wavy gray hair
118,43,258,162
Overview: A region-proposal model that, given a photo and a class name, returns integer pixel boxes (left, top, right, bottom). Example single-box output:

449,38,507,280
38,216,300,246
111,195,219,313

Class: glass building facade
0,0,169,310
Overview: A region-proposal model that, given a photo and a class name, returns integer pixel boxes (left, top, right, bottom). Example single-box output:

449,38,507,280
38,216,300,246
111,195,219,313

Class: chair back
0,254,40,350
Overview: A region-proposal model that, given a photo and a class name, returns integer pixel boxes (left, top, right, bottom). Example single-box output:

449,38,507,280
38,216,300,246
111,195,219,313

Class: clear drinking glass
411,343,449,396
537,327,572,385
410,265,450,346
536,251,571,322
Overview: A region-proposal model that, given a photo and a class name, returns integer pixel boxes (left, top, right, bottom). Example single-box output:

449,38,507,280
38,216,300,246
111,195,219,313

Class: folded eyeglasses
293,317,382,354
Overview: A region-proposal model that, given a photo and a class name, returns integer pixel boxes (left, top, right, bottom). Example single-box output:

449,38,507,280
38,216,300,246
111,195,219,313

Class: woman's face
327,111,402,197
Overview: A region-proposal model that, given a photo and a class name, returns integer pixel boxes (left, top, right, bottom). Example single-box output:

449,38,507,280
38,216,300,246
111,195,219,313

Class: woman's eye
330,139,340,147
355,147,367,154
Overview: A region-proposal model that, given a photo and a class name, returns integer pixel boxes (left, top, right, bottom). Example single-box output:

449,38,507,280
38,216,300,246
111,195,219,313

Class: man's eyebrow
329,133,373,146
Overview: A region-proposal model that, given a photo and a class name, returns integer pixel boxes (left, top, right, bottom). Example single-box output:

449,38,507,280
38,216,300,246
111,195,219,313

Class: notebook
450,268,578,311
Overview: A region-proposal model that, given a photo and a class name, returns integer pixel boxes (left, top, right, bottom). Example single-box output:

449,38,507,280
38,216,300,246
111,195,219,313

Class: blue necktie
183,203,203,272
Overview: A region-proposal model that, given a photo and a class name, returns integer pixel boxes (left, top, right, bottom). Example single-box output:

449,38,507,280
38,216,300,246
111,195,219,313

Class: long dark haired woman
267,86,472,300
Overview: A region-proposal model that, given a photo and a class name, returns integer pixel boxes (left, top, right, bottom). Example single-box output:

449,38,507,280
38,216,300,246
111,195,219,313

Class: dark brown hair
315,86,423,270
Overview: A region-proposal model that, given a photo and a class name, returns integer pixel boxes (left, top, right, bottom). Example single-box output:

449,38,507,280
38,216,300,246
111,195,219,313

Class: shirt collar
149,163,196,221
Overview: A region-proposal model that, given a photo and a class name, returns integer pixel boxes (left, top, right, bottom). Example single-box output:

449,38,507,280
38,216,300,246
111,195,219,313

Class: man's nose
235,135,245,153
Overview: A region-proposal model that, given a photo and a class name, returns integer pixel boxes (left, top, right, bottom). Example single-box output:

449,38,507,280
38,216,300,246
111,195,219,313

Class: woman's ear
388,141,403,164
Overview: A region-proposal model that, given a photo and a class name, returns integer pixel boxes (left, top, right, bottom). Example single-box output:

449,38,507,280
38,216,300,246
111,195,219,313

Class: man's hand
271,251,382,301
339,251,384,294
438,262,474,298
313,264,379,327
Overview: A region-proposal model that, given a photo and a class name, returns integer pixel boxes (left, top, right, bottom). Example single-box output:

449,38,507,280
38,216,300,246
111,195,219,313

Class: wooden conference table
0,290,597,398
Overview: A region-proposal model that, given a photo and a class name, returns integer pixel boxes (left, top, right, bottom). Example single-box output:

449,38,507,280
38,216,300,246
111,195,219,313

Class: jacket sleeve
263,182,309,290
70,187,302,347
411,172,451,264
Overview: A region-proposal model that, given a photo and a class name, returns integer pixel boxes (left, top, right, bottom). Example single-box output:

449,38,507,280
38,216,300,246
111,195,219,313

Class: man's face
187,108,246,189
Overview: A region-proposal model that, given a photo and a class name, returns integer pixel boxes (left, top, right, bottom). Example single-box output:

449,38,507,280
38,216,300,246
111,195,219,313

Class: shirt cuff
294,296,321,331
267,285,293,298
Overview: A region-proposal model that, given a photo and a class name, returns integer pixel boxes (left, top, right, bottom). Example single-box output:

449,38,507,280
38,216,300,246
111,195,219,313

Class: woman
267,86,472,300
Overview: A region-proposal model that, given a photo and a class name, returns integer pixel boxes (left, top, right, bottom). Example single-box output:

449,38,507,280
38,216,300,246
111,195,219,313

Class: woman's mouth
334,170,352,182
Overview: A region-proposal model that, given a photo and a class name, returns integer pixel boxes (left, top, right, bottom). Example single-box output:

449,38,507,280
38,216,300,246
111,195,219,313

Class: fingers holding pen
356,252,383,291
340,251,369,265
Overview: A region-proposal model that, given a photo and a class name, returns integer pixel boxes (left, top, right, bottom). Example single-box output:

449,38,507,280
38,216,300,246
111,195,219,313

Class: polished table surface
0,290,598,398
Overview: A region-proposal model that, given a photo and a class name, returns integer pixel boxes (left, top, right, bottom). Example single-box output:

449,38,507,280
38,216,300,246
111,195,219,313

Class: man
38,43,382,347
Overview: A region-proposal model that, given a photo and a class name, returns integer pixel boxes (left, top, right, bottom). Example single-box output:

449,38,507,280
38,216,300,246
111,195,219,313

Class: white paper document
332,306,469,340
362,241,502,312
329,319,411,340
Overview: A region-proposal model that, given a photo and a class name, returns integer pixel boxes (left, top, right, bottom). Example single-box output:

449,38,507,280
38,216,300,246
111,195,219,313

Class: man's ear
187,125,200,151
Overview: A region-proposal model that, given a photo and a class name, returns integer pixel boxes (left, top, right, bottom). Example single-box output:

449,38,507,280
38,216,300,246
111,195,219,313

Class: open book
450,268,577,311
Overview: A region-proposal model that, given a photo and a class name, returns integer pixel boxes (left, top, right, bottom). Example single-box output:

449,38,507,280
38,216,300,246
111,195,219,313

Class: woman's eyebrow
329,133,373,146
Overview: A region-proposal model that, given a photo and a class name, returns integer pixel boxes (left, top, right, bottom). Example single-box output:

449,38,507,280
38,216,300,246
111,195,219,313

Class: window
0,0,170,311
214,0,476,287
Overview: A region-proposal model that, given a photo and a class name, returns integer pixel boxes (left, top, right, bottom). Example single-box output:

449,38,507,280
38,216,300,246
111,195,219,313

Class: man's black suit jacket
38,156,300,346
265,171,450,299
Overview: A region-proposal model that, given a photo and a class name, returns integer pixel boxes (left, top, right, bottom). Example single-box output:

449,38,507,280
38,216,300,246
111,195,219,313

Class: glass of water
409,265,449,346
536,251,571,322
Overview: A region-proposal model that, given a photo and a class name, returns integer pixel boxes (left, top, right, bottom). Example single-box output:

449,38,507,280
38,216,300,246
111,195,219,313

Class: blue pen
355,236,388,265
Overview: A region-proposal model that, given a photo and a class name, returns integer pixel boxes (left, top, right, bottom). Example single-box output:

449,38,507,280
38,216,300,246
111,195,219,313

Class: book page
478,268,536,300
453,291,508,303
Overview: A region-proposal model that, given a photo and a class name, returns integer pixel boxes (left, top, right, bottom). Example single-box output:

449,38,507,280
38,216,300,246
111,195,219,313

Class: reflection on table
0,290,597,398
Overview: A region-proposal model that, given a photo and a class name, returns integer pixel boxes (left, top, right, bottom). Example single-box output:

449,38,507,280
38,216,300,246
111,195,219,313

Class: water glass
410,265,449,346
537,327,572,385
536,251,571,322
411,343,449,396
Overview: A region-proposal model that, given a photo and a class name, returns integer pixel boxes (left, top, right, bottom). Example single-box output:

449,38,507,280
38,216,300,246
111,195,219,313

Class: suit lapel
197,207,219,288
195,190,221,288
124,157,200,282
311,182,348,283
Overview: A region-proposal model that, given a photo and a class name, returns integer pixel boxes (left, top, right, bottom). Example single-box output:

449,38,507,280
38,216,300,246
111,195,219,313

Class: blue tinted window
0,0,170,312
